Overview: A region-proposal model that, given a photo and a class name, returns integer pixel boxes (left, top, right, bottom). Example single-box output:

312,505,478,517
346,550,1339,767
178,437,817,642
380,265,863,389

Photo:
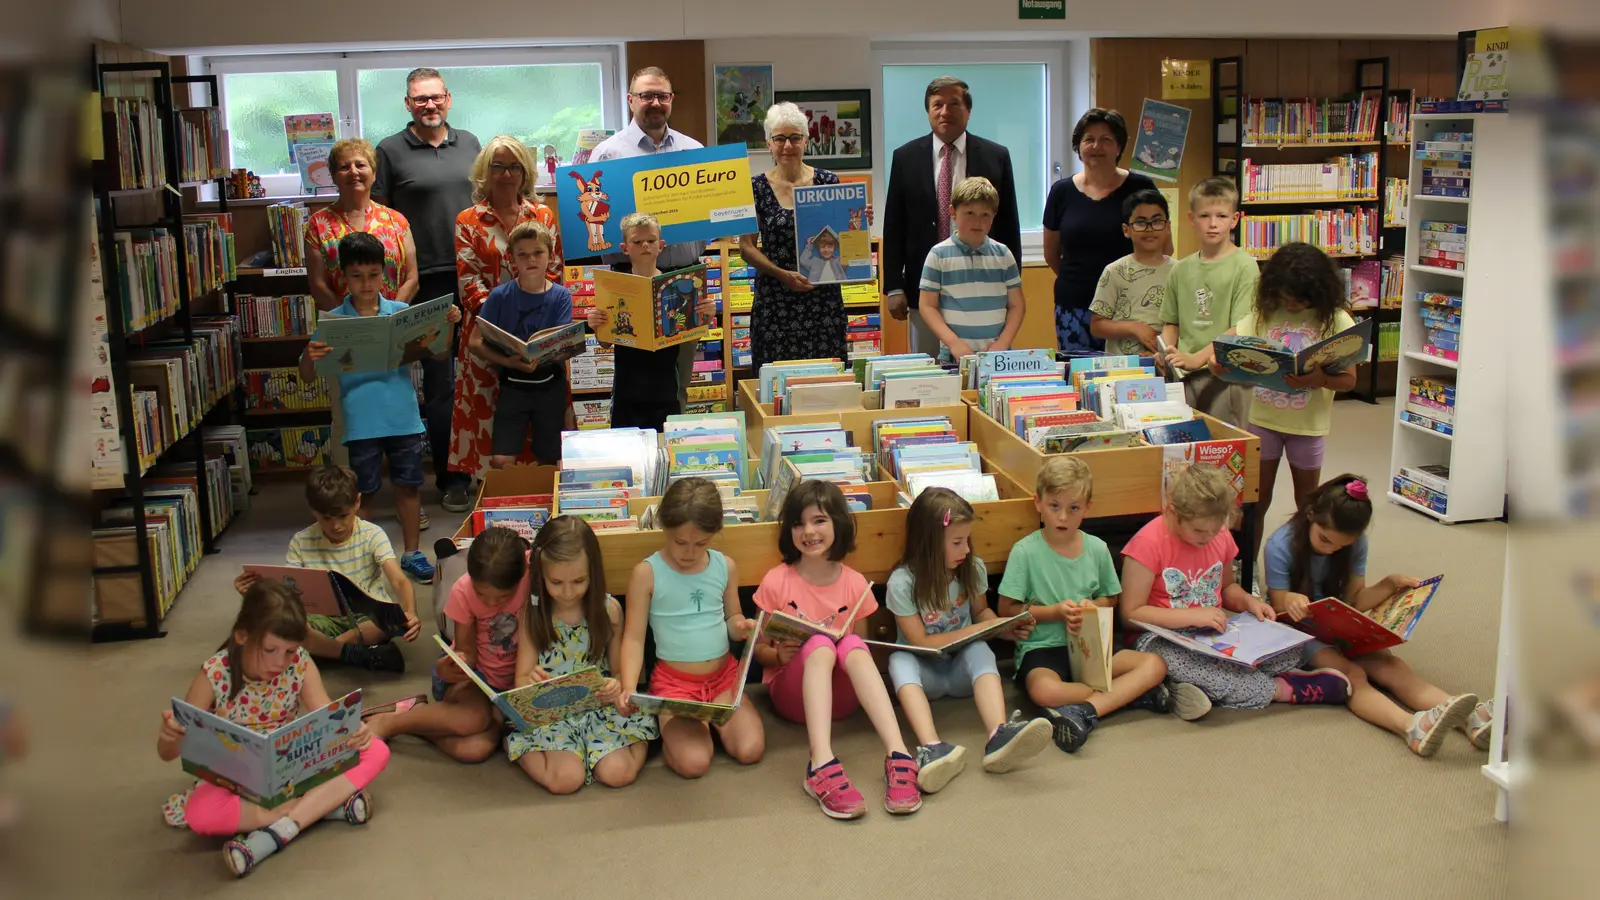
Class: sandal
361,693,427,720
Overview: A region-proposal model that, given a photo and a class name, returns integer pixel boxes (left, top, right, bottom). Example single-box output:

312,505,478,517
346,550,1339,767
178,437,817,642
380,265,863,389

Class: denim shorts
346,432,426,495
887,640,1000,699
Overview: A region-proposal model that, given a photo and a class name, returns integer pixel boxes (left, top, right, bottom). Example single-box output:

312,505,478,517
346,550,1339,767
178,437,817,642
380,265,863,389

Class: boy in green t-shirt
1158,176,1258,428
997,457,1197,753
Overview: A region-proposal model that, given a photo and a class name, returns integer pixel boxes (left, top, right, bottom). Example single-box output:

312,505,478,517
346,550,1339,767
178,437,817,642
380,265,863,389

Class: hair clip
1345,480,1369,500
942,508,952,526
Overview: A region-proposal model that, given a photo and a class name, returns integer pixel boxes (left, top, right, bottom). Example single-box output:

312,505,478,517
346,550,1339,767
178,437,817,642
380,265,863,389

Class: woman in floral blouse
305,138,418,311
450,136,567,481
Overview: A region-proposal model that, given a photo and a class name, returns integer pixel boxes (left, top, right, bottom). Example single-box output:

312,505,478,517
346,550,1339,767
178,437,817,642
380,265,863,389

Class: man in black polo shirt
374,67,482,513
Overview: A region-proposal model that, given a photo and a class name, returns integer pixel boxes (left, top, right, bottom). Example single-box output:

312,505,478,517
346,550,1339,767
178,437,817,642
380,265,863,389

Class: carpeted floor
8,399,1509,899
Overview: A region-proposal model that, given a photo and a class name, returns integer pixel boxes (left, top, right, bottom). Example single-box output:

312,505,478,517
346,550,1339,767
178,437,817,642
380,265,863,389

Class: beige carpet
5,399,1508,899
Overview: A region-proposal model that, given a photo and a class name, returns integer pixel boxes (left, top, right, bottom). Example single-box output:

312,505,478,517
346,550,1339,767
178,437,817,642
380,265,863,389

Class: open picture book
475,318,588,371
628,629,759,725
1289,575,1443,657
865,612,1034,661
311,293,454,375
759,581,875,644
1211,317,1374,394
172,689,363,809
242,564,410,636
1132,612,1312,668
434,636,608,731
592,264,709,352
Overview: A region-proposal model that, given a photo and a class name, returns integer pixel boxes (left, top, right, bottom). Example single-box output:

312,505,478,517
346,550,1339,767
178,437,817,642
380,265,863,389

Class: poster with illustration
284,113,337,193
793,182,874,284
571,128,615,166
714,64,773,149
775,91,872,170
173,690,363,808
1129,99,1192,184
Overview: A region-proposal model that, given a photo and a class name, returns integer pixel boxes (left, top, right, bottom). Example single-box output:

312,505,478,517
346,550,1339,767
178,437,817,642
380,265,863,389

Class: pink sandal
361,694,427,719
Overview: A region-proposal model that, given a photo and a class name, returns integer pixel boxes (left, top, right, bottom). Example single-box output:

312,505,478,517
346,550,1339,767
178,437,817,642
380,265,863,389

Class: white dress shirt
590,120,707,269
933,131,969,194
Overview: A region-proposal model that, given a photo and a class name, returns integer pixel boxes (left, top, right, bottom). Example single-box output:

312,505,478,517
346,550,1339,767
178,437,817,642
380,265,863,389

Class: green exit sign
1020,0,1066,18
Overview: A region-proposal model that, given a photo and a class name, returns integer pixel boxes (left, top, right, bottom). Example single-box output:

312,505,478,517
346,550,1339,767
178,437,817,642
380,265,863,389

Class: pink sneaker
803,760,866,820
883,754,922,815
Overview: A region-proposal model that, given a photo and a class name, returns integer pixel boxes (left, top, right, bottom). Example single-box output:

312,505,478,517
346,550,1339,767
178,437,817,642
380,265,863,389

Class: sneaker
341,641,406,673
803,759,866,820
913,741,967,794
400,550,436,584
1281,668,1353,705
982,711,1052,773
883,753,922,815
441,487,472,513
1464,698,1495,751
1169,682,1213,721
1407,693,1479,758
1041,703,1098,753
417,510,431,531
1129,683,1173,714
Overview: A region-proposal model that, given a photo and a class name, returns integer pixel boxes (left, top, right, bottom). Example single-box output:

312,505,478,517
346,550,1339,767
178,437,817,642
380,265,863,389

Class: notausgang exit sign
1019,0,1065,19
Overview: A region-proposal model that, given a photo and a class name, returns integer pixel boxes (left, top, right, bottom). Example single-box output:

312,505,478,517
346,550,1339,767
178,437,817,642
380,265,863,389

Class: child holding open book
1267,475,1492,757
752,480,922,820
617,478,764,776
158,581,388,878
997,457,1181,753
886,488,1051,793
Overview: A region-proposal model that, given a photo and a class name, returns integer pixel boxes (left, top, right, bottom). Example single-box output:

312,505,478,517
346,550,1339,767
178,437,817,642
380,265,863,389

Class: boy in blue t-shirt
302,231,460,584
468,220,574,465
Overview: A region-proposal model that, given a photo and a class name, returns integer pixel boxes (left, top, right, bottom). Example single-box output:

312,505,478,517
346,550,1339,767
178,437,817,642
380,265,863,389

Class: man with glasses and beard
374,67,482,515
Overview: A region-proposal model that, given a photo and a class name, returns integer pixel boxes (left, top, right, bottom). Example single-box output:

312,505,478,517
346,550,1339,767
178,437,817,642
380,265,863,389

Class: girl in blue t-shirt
1266,474,1495,758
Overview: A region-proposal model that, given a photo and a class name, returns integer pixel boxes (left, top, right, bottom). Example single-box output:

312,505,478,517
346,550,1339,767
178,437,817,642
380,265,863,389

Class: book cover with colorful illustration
593,265,709,352
1132,614,1311,668
311,294,455,375
173,689,362,809
435,636,608,732
242,564,410,635
1290,576,1442,657
793,182,873,285
627,632,759,725
1212,317,1374,394
476,319,587,370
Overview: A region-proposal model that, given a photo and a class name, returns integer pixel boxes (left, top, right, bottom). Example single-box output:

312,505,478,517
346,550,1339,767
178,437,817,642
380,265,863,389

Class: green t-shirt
1088,253,1175,358
1159,248,1259,355
997,530,1121,663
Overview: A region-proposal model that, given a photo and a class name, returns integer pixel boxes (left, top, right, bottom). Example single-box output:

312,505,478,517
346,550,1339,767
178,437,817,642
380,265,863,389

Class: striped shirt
918,235,1022,347
286,518,397,606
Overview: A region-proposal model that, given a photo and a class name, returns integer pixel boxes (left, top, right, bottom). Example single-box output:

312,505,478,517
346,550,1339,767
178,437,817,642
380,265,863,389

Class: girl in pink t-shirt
1119,464,1351,717
753,480,921,821
366,526,529,762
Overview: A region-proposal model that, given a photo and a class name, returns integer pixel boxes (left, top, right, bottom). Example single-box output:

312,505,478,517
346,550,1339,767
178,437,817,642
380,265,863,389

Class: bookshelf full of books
1388,112,1511,524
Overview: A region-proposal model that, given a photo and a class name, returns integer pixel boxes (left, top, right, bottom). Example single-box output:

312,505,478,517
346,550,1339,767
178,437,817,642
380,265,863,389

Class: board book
592,264,709,351
172,689,362,809
311,294,455,376
242,564,409,635
1290,575,1443,657
793,182,874,284
475,319,587,370
628,631,759,725
865,612,1034,659
760,581,875,644
433,636,608,731
1131,613,1312,668
1211,317,1374,394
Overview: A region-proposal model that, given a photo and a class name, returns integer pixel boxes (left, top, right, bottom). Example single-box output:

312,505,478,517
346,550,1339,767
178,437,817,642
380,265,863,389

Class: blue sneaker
981,711,1052,773
400,550,436,584
913,741,967,793
1041,703,1099,753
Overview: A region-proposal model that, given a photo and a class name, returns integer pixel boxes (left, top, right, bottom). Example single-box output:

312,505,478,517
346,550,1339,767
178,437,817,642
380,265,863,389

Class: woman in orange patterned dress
305,138,418,311
450,136,568,481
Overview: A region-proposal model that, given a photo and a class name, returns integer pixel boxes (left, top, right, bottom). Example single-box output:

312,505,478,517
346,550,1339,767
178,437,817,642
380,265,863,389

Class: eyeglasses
769,134,806,146
1128,217,1170,232
489,163,525,174
631,91,674,104
408,94,448,107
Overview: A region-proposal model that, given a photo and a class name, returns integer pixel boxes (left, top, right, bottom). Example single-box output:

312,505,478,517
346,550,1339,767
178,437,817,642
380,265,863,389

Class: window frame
202,45,622,199
871,42,1069,263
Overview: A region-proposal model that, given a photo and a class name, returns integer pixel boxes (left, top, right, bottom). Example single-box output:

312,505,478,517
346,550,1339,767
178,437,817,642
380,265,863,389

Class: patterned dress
504,597,658,781
450,199,566,479
750,171,848,369
305,203,412,299
162,647,311,828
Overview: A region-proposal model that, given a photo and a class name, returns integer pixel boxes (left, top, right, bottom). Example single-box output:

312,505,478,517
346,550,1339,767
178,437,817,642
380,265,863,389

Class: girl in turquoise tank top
617,478,766,777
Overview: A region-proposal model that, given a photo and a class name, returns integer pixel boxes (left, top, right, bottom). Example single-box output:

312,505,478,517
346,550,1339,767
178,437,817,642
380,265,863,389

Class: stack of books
571,397,610,430
124,321,243,470
111,228,181,332
1377,321,1401,362
759,358,846,406
1402,374,1456,436
568,333,615,394
1239,153,1378,201
860,353,942,391
731,313,753,367
239,294,317,338
1414,132,1472,199
1380,258,1406,308
846,312,883,361
1241,207,1376,258
687,332,728,413
267,201,308,268
466,491,553,542
1418,221,1467,271
759,423,874,521
244,367,330,412
1384,178,1409,227
724,253,755,313
202,425,253,515
1386,94,1413,143
873,416,996,506
177,107,228,183
99,96,166,190
1241,96,1380,144
1417,292,1462,362
564,264,609,323
560,426,666,518
1393,464,1449,515
184,214,237,293
246,425,332,471
95,479,207,617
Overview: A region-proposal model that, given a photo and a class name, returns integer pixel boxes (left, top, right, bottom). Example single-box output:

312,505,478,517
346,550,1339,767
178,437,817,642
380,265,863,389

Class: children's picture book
792,182,873,285
475,319,587,371
469,506,551,540
1129,99,1192,184
284,113,336,194
1212,317,1374,394
592,265,709,352
865,612,1033,659
433,636,608,732
172,689,362,809
311,294,455,376
1067,604,1115,692
1160,440,1248,508
1142,418,1213,445
1290,576,1443,657
628,631,759,725
242,564,409,635
760,581,875,644
1132,613,1312,668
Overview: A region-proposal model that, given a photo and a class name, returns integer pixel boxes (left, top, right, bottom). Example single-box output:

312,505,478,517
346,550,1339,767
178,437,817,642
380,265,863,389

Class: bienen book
1131,613,1312,668
241,564,409,635
475,319,588,370
1289,575,1443,657
171,689,363,809
1212,317,1374,394
592,264,709,351
792,182,874,285
628,631,759,725
434,636,608,731
311,294,455,376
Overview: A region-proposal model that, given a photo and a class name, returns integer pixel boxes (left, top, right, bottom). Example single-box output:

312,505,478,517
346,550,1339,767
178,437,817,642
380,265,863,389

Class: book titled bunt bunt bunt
172,689,363,809
1212,318,1374,394
1417,221,1467,272
1290,576,1443,657
311,294,454,376
434,636,609,731
242,564,411,636
1132,613,1313,668
628,632,759,725
477,319,587,372
592,265,709,352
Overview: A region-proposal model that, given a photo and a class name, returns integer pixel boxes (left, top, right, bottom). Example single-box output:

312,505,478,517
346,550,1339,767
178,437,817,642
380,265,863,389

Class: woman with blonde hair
305,138,419,312
449,135,568,480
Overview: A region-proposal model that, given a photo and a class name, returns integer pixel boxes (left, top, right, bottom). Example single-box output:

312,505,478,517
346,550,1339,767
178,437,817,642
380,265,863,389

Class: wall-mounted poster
1129,99,1192,184
714,64,773,150
774,90,872,171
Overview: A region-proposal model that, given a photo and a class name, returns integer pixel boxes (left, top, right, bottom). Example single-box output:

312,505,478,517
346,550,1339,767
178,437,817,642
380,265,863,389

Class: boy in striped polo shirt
918,176,1025,364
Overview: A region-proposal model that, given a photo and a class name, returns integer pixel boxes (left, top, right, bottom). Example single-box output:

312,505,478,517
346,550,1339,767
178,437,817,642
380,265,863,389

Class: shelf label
264,267,307,277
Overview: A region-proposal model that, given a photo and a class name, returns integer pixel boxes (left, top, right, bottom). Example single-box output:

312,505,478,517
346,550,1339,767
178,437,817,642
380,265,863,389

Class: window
205,47,619,198
876,45,1068,259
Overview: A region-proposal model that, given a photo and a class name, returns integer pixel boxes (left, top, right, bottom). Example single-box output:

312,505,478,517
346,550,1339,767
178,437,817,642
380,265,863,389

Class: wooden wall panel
623,41,708,146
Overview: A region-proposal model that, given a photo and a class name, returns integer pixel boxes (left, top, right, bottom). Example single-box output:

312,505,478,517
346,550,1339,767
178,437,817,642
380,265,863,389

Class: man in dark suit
882,76,1022,356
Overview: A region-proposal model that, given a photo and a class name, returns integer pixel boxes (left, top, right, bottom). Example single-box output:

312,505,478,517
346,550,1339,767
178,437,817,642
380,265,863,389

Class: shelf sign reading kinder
1161,59,1211,100
554,143,757,260
1019,0,1065,18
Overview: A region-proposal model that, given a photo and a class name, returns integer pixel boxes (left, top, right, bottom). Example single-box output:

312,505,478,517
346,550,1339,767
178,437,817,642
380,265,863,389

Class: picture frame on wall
714,64,774,150
773,90,873,170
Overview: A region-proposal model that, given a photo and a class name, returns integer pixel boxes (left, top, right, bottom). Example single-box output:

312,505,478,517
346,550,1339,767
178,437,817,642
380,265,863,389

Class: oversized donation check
554,143,757,259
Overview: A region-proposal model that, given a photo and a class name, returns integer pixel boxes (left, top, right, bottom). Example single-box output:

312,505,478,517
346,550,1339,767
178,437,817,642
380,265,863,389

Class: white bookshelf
1387,113,1511,524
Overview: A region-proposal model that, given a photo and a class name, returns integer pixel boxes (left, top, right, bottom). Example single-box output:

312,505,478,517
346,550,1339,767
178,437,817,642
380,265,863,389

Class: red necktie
936,142,954,240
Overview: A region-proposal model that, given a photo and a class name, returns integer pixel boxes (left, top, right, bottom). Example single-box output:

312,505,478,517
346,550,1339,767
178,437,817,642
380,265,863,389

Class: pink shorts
648,654,742,703
183,738,390,836
767,633,867,725
1248,424,1326,470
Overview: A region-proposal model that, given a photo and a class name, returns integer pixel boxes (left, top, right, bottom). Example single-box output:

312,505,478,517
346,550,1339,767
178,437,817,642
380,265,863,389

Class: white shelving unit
1388,113,1511,524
